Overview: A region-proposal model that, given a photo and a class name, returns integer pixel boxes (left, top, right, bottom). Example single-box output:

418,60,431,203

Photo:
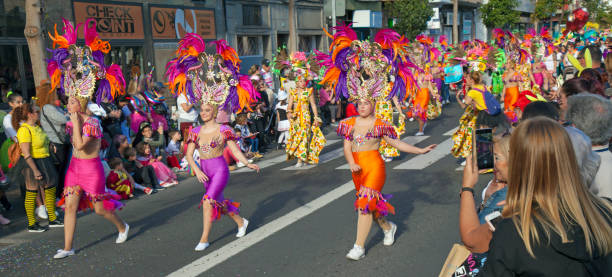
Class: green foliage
384,0,434,39
479,0,521,28
533,0,563,21
583,0,612,27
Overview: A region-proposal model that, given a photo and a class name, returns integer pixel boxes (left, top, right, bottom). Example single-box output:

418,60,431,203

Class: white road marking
281,147,344,171
167,181,355,277
393,137,453,170
233,139,341,173
336,135,430,170
443,127,458,136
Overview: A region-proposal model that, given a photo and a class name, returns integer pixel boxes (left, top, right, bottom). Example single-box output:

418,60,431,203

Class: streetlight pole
453,0,459,44
332,0,336,28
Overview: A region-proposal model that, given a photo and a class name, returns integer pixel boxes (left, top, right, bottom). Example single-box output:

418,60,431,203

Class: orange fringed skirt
351,150,395,218
504,86,519,122
412,88,431,122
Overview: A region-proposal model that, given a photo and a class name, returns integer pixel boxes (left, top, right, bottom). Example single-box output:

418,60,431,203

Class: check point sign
72,2,215,41
150,6,216,40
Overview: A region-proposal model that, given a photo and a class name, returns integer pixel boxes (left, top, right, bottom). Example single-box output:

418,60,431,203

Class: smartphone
485,211,503,232
475,128,494,170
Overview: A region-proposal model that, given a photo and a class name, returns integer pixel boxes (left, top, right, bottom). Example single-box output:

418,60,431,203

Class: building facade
0,0,326,99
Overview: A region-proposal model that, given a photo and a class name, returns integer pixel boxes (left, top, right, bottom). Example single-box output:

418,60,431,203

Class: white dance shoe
54,249,75,259
195,242,210,251
383,221,397,246
346,244,365,260
116,223,129,244
236,218,249,237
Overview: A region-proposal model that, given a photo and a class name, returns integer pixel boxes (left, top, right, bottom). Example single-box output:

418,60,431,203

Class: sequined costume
186,126,241,221
337,117,397,218
59,118,123,211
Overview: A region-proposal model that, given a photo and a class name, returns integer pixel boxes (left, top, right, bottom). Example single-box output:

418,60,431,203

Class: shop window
237,36,261,56
106,46,144,79
242,5,262,26
0,1,26,37
277,34,289,48
299,35,315,52
0,45,37,101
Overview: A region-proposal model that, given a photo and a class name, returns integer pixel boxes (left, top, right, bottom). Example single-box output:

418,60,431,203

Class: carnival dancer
142,67,169,132
320,26,435,260
502,61,521,122
47,19,129,259
411,71,434,136
166,34,260,251
279,51,325,167
127,66,151,134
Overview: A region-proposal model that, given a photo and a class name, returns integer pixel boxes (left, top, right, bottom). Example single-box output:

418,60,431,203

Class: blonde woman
481,117,612,276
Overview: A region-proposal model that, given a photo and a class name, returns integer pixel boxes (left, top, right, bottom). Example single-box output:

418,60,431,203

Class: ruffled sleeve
373,119,398,139
83,117,103,138
337,117,355,141
185,126,201,146
220,125,240,142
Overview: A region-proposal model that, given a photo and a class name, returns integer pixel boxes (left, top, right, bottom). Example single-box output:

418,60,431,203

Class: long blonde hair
504,117,612,257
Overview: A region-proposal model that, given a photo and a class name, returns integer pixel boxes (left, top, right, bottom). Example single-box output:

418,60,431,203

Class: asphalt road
0,103,488,277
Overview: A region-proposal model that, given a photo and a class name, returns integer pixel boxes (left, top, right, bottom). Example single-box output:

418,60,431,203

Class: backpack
8,127,31,168
472,87,501,116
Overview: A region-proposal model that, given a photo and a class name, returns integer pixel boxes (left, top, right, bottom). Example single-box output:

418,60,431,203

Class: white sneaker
345,244,365,260
160,181,175,188
415,132,424,136
409,117,414,122
236,218,249,237
460,160,466,166
383,222,397,246
116,223,129,244
54,249,75,259
237,162,246,168
36,205,48,219
194,242,210,251
295,160,304,168
383,157,393,163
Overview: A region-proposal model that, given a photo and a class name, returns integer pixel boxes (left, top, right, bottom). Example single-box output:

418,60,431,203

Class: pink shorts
65,157,106,196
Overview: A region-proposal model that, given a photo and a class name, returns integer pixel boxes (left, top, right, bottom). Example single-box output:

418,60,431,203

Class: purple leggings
199,156,239,220
200,156,229,202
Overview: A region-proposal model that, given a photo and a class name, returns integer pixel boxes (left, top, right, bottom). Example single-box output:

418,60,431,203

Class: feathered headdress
47,18,125,104
271,47,320,81
319,26,418,102
165,34,258,112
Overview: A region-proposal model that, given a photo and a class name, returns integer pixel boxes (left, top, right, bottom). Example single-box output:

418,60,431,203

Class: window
299,35,314,52
277,34,289,48
237,36,261,56
242,5,262,26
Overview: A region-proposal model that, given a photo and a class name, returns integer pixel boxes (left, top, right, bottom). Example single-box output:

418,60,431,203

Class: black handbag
42,106,68,165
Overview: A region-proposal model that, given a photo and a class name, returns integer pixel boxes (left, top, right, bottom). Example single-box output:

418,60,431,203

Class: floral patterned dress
451,106,477,158
375,99,405,158
286,88,326,163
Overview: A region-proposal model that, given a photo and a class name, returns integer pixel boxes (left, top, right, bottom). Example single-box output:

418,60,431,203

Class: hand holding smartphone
474,128,494,170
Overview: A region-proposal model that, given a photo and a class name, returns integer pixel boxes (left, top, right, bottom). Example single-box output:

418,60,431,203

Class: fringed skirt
351,150,395,218
199,156,240,221
58,157,123,212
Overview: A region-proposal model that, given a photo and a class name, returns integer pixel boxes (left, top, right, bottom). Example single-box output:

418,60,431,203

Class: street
0,104,485,277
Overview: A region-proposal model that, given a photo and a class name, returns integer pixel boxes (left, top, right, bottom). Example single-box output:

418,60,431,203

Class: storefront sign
150,6,216,40
73,1,144,40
